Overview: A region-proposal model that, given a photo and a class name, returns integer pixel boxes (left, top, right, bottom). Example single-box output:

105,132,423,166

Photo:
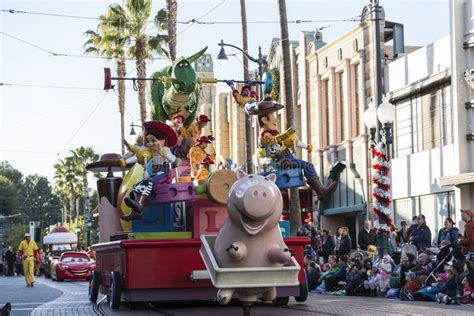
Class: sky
1,0,450,182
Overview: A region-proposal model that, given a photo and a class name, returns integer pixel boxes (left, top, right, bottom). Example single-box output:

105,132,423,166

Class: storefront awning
319,162,366,216
439,172,474,186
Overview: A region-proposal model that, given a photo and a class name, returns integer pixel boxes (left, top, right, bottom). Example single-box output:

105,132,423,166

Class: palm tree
69,146,100,197
53,158,81,224
166,0,177,61
240,0,253,173
108,0,169,124
84,8,128,155
278,0,301,235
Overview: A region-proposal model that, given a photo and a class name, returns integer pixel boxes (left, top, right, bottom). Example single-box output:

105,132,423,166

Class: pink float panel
191,199,228,238
144,182,195,205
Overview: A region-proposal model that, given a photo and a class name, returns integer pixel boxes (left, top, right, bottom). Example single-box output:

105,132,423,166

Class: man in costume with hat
121,121,178,220
225,80,257,107
18,233,39,286
186,114,211,139
459,209,474,254
249,100,345,200
189,136,212,178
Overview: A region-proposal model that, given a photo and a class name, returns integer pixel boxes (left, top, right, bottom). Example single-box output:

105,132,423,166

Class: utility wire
61,93,109,153
1,82,102,91
177,0,227,36
0,31,167,60
2,8,365,24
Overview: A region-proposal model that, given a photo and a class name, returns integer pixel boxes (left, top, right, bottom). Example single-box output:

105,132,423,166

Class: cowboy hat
246,100,284,116
143,121,178,147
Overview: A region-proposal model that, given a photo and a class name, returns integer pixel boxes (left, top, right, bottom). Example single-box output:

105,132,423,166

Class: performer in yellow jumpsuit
196,155,214,183
18,233,39,286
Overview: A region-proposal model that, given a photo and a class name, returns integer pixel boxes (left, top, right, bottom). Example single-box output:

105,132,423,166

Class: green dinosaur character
150,47,208,127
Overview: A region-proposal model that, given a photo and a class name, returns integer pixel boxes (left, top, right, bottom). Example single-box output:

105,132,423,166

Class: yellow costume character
18,233,39,286
196,155,214,183
225,80,257,107
185,114,211,139
190,136,212,178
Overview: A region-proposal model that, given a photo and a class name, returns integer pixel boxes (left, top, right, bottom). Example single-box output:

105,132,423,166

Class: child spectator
344,264,365,296
375,254,393,293
363,267,379,296
400,254,416,287
436,267,459,305
461,272,474,304
411,252,432,285
400,271,421,301
306,261,322,292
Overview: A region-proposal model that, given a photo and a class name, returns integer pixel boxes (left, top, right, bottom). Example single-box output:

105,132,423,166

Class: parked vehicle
51,251,95,281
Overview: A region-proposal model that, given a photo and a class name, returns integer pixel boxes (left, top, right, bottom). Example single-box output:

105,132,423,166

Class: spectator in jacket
338,227,352,256
358,220,376,251
321,229,335,262
409,214,432,250
325,255,349,292
5,247,15,276
437,218,460,246
396,221,410,246
310,227,321,253
407,216,418,238
400,272,421,301
459,209,474,255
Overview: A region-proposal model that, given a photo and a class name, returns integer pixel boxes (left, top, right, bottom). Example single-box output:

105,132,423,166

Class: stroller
424,244,466,287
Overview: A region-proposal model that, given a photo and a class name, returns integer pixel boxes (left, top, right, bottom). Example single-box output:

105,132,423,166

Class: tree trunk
167,0,177,61
240,0,253,173
117,60,127,155
278,0,301,236
136,38,148,125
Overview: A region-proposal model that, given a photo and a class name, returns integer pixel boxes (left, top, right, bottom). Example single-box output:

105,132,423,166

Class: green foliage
5,223,28,250
270,68,280,101
0,175,19,216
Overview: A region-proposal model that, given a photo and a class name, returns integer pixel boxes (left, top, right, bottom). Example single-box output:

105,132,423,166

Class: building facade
386,36,454,238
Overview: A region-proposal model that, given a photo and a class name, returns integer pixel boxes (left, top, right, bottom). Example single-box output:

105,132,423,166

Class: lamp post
217,39,268,173
364,95,395,257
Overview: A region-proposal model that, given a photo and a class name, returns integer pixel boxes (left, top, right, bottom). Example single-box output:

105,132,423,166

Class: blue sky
0,0,449,181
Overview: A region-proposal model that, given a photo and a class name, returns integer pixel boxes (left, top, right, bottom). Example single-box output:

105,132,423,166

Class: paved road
2,276,474,315
0,276,62,316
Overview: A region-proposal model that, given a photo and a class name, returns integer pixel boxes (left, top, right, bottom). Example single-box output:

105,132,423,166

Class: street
1,276,473,315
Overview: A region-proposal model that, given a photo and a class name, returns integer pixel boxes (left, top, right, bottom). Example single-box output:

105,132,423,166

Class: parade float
42,226,79,279
87,47,344,313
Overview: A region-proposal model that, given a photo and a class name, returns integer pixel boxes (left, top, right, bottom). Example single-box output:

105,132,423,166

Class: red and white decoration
371,143,393,230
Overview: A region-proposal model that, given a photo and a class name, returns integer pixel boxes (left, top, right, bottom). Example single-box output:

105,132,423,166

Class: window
353,63,360,137
353,39,359,52
393,191,454,237
323,56,328,69
337,48,343,61
323,80,330,147
338,72,345,142
394,84,453,157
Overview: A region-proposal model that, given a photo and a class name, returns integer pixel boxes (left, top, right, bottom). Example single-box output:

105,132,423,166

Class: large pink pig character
213,169,292,304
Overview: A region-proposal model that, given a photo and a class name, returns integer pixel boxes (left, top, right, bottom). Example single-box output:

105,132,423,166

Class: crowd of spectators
300,209,474,305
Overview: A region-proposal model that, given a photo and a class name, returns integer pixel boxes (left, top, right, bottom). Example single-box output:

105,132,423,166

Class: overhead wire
60,92,109,153
1,8,365,25
0,31,167,60
177,0,227,36
0,82,102,91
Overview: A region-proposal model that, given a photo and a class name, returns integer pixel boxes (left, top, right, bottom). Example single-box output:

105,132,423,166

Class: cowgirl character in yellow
18,233,39,286
189,136,212,178
121,121,178,221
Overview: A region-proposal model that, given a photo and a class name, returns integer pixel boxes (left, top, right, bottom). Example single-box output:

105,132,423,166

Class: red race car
51,252,96,281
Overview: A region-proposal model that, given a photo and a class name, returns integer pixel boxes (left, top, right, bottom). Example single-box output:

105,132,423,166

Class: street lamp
363,95,395,257
217,39,268,173
129,123,143,136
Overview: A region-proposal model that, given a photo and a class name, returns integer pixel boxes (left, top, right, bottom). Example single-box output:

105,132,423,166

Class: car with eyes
51,251,95,281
